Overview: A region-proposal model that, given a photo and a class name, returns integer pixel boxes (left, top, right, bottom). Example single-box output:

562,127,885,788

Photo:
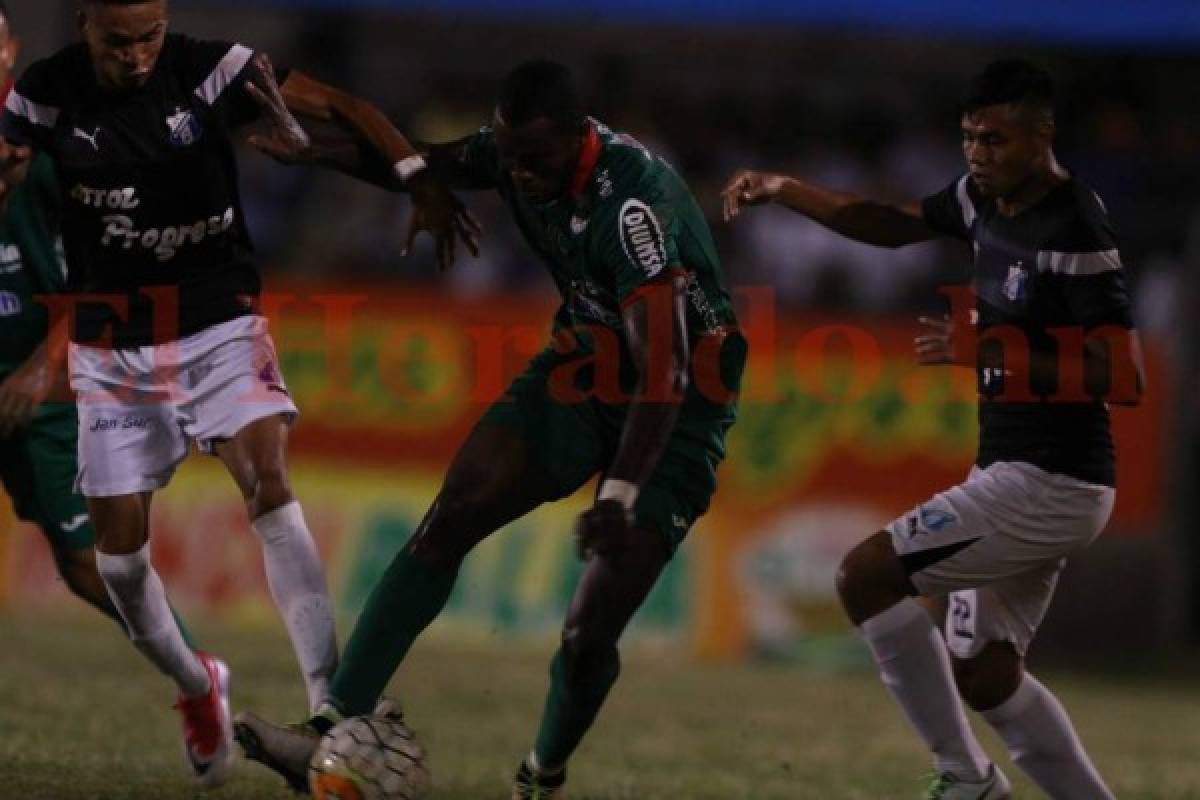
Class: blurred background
2,0,1197,666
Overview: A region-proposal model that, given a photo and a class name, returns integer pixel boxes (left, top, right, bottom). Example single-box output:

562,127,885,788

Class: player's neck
996,155,1069,217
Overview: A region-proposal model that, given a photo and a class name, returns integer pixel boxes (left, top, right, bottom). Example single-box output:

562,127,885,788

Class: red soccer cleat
173,652,235,788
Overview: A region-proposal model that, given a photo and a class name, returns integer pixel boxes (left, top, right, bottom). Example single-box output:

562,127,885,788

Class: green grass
3,611,1200,799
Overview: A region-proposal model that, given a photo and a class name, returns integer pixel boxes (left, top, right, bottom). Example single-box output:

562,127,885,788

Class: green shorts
479,335,744,554
0,402,94,550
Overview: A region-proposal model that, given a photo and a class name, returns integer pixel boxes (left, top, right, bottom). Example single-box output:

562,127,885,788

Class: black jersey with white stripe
2,35,276,347
922,175,1135,487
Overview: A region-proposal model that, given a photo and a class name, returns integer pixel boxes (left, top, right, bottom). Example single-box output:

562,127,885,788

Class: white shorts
886,461,1114,658
70,315,298,497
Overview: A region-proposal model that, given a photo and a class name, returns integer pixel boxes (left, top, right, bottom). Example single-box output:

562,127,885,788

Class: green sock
329,548,457,716
533,647,620,770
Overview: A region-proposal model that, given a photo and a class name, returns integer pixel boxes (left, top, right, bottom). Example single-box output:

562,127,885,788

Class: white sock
95,544,210,698
253,501,338,711
861,598,991,781
981,673,1114,799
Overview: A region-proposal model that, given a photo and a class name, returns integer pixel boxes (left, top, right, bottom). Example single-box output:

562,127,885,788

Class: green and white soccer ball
309,712,431,800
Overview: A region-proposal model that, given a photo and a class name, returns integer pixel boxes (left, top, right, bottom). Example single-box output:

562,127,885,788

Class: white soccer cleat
924,764,1012,799
173,652,235,788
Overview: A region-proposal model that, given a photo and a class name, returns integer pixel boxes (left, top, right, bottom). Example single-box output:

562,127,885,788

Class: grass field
3,612,1200,799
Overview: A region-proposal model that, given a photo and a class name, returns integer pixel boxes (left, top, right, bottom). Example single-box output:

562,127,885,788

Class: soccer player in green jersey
0,0,198,644
236,59,747,798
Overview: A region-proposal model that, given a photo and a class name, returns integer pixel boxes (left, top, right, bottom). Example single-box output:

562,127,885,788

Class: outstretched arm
241,54,480,268
721,169,935,248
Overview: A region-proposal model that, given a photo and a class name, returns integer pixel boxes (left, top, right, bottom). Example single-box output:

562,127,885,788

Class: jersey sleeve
1041,191,1134,329
9,154,66,294
182,37,290,129
2,59,61,150
920,175,975,241
598,172,684,305
426,126,502,189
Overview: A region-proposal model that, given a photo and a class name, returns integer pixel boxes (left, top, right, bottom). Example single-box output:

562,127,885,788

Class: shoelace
515,765,564,799
174,689,220,756
922,772,953,800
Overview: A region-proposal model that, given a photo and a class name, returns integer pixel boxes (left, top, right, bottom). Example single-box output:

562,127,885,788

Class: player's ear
5,35,20,69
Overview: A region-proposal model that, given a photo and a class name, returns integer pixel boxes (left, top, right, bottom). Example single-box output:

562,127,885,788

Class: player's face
961,104,1048,199
493,113,582,204
79,0,169,91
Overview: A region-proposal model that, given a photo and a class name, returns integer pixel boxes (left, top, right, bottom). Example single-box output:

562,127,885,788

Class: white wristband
393,155,428,183
598,479,639,510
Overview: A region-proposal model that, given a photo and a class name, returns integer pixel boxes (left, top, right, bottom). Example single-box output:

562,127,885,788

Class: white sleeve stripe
194,44,254,106
955,175,977,231
4,90,59,128
1036,249,1122,275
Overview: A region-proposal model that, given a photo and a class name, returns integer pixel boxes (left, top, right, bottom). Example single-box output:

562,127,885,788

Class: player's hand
721,169,787,221
0,136,33,200
574,498,634,561
404,173,482,271
244,53,313,164
915,314,957,365
0,356,51,436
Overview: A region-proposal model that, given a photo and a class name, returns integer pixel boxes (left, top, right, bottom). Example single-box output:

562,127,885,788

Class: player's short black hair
80,0,159,6
498,59,585,134
0,2,9,22
963,59,1055,120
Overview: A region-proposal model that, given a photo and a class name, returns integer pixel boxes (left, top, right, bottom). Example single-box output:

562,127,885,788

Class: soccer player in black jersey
724,60,1143,800
0,0,475,786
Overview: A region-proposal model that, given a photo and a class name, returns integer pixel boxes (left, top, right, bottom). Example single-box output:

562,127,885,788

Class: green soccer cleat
234,711,322,794
512,758,567,800
924,764,1012,800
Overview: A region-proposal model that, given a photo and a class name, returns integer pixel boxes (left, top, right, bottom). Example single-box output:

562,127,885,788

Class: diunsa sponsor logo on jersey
618,198,666,278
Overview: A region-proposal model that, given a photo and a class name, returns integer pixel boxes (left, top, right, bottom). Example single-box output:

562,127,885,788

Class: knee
54,549,109,603
953,642,1022,711
836,531,913,625
248,463,293,518
406,488,485,571
559,622,619,687
88,497,148,553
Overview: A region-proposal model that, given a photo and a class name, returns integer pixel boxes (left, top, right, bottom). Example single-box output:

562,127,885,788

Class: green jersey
453,120,741,407
0,154,65,376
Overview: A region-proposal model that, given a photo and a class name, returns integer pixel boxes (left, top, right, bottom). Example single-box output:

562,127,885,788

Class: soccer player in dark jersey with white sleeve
723,60,1143,800
0,0,474,786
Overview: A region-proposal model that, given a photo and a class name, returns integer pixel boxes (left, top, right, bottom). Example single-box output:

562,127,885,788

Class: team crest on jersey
596,168,613,198
166,107,203,148
1002,261,1027,302
0,290,22,317
618,198,666,278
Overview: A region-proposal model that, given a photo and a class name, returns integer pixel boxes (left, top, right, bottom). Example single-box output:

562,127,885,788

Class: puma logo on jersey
73,126,101,151
60,514,89,533
618,198,666,278
569,215,589,235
